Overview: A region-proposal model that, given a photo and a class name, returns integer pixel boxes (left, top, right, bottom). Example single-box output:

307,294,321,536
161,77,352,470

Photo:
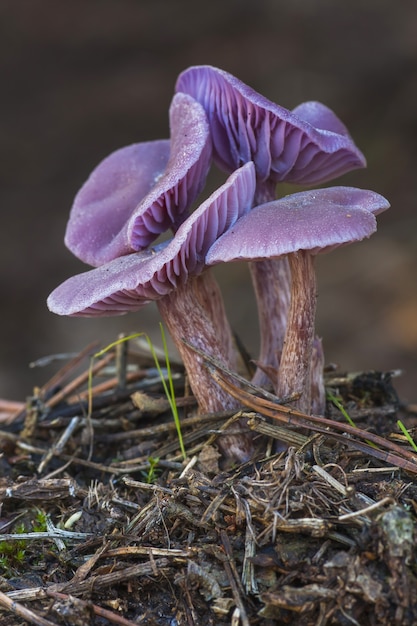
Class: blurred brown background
1,0,417,402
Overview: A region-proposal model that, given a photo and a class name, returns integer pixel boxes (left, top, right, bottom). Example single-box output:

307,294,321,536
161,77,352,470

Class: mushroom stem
157,271,237,411
275,251,317,413
250,258,291,387
157,271,253,462
249,182,291,387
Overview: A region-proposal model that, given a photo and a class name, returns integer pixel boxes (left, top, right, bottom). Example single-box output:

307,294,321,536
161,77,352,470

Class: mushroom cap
175,65,366,184
48,162,256,317
291,101,351,136
64,93,212,267
206,187,390,264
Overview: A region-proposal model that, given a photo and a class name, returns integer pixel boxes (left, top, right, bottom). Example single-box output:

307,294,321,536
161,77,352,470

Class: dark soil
1,340,417,625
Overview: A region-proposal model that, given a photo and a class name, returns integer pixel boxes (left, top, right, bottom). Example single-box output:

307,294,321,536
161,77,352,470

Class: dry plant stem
0,589,57,626
276,251,317,413
46,591,137,626
39,340,99,397
310,336,326,415
207,365,417,472
46,352,114,409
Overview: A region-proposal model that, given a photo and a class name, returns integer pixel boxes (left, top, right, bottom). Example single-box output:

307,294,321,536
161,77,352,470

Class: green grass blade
87,330,186,460
327,391,357,428
327,390,378,449
397,420,417,453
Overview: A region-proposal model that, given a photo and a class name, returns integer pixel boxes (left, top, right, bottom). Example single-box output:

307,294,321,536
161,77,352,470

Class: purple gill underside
48,162,256,317
175,65,366,185
64,92,213,267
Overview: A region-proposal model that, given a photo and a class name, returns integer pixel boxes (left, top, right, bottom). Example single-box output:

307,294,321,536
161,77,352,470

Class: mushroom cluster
48,66,389,460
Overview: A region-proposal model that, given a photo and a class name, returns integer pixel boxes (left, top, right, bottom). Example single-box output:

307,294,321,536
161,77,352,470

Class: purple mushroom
176,66,365,189
206,187,390,414
48,163,256,461
176,66,367,386
65,92,212,267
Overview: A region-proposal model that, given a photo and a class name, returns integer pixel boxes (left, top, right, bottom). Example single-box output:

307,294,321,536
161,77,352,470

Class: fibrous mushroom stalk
157,271,253,462
275,250,318,413
250,257,291,387
249,182,291,388
157,271,238,412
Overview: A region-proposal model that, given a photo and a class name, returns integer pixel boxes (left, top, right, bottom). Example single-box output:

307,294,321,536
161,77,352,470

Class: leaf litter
0,336,417,626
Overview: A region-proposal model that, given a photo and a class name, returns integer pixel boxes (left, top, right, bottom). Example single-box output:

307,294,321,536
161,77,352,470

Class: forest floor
0,338,417,626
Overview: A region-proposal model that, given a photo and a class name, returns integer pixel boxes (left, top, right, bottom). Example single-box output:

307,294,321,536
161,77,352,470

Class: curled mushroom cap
206,187,389,264
64,92,212,267
175,65,366,184
49,163,257,444
207,186,390,414
48,162,256,317
177,66,367,389
291,101,352,136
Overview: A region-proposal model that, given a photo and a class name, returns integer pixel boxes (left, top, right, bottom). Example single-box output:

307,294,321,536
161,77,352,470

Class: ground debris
0,342,417,625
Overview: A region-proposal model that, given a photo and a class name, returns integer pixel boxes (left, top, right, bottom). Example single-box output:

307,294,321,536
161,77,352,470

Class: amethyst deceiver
176,65,366,187
48,163,256,461
65,93,212,267
176,65,367,385
206,187,390,414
